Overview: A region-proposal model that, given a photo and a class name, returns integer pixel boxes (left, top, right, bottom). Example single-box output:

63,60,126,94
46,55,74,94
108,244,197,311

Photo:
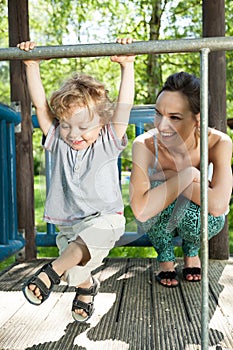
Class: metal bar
200,48,210,350
0,103,21,124
0,120,9,244
0,36,233,61
7,123,18,240
0,240,25,262
135,122,145,137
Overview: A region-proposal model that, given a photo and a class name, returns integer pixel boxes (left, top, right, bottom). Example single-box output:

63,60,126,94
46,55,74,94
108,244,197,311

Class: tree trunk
8,0,36,260
146,0,165,103
202,0,229,259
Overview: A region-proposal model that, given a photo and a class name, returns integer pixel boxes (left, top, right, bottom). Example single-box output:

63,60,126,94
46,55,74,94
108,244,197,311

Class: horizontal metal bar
32,106,155,128
35,231,182,247
1,36,233,61
0,240,25,262
0,103,21,124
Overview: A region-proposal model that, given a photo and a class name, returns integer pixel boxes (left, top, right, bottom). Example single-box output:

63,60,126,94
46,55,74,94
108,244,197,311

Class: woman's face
154,90,199,148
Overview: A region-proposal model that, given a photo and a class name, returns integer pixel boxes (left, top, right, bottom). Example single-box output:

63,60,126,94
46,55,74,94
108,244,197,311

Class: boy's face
59,106,102,150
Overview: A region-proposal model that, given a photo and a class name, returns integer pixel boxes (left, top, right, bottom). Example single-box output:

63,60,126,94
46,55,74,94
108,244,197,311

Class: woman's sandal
72,277,100,322
183,267,201,282
22,262,61,305
156,270,179,288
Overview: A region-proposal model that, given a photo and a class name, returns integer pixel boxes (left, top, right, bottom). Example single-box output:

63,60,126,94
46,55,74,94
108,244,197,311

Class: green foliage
108,246,157,258
0,256,15,272
33,129,45,176
1,1,233,261
34,175,46,231
0,1,10,104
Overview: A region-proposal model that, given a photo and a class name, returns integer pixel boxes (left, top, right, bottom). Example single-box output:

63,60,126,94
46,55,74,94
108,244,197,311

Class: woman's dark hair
157,72,200,114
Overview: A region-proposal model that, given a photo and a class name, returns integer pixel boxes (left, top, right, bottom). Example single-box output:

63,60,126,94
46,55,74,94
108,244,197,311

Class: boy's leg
27,237,90,301
67,214,125,320
26,213,125,315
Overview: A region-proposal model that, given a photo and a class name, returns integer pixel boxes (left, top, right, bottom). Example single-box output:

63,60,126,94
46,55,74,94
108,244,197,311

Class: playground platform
0,257,233,350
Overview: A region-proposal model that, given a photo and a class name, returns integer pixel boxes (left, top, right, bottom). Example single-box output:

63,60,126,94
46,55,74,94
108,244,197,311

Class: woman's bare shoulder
208,127,232,146
133,129,155,146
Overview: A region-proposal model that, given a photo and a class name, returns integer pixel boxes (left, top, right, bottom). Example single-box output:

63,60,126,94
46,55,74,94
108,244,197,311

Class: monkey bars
0,36,233,61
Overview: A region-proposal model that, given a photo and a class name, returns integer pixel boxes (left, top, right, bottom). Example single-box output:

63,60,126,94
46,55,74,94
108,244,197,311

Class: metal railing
0,103,24,261
0,36,233,60
0,105,160,255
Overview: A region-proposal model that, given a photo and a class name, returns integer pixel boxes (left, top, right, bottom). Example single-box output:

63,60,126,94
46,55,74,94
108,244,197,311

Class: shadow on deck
0,257,233,350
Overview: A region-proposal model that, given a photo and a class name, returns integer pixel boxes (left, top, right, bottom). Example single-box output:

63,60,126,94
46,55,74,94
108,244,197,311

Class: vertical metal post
8,122,18,239
200,48,210,350
0,119,9,244
135,122,144,137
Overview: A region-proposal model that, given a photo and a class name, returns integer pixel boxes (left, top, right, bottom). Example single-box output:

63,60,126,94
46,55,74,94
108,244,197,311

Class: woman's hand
191,167,201,184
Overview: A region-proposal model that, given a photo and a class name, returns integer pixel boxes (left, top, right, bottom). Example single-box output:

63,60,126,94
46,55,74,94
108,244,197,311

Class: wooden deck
0,257,233,350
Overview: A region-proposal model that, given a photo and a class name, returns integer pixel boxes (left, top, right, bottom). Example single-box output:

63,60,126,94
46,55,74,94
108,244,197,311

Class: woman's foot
72,277,100,322
156,261,179,287
183,255,201,282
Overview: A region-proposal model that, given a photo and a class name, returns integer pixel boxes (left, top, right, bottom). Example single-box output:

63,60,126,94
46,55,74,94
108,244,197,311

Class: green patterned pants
139,181,225,262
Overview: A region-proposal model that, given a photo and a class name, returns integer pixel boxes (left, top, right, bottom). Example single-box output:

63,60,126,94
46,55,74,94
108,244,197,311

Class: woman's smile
159,131,176,138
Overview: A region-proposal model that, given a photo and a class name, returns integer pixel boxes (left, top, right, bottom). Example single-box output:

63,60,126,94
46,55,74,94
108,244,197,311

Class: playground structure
0,36,232,350
0,1,232,348
0,36,231,260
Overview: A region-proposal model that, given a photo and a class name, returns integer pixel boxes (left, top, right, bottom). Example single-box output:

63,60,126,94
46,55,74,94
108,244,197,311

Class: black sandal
72,277,100,322
22,262,61,305
156,270,179,288
183,267,201,282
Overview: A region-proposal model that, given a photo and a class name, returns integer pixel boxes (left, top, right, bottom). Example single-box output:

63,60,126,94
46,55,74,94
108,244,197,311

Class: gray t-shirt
43,120,127,225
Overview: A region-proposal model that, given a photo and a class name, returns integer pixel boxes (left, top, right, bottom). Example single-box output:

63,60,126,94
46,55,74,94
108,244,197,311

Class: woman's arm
17,41,55,136
130,138,200,222
182,135,232,216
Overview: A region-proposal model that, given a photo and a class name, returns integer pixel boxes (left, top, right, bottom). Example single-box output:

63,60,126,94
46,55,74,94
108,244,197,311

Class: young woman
130,71,232,287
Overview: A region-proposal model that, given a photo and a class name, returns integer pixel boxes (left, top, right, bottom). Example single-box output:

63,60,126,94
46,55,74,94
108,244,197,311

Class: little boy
18,38,135,322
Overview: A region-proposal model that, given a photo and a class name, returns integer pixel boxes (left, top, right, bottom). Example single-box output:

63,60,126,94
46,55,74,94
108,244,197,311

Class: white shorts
57,213,125,286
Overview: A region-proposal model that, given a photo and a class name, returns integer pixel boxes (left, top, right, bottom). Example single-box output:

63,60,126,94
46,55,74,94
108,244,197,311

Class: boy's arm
110,38,135,139
17,41,55,136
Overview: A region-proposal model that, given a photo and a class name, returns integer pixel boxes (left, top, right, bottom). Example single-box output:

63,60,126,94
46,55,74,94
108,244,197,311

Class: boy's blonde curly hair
50,73,113,124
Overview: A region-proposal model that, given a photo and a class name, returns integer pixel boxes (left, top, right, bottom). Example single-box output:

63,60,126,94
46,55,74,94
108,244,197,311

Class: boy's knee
71,238,91,265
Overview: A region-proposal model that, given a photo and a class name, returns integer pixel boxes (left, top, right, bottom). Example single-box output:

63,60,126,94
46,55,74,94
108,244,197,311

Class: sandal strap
28,275,51,299
183,267,201,278
157,271,177,280
75,277,99,297
40,262,61,285
72,299,94,315
22,262,61,305
71,277,99,319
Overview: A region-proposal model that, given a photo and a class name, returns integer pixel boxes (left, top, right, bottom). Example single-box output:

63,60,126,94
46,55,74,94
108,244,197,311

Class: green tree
0,0,10,103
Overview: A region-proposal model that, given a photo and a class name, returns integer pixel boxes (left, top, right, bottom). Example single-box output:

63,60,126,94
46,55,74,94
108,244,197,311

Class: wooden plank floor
0,257,233,350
